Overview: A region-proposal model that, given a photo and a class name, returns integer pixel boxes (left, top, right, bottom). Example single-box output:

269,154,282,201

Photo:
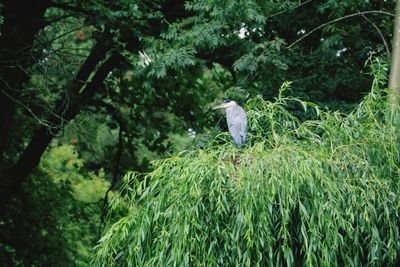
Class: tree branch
0,49,123,213
389,0,400,109
0,0,51,165
266,0,314,20
287,10,395,49
92,99,129,132
361,14,390,55
49,2,90,15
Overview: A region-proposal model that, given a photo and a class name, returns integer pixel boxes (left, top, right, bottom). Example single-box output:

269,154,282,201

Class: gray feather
226,106,247,147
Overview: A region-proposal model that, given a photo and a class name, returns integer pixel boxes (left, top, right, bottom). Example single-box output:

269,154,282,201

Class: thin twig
361,14,390,55
288,10,395,49
266,0,314,20
0,89,51,127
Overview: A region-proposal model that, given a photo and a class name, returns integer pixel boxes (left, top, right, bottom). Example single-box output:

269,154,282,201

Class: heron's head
212,100,238,110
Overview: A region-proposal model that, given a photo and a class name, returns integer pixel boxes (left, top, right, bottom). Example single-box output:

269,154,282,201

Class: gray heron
213,100,247,147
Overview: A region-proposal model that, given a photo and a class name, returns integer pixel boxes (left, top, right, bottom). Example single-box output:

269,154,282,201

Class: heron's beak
212,103,225,110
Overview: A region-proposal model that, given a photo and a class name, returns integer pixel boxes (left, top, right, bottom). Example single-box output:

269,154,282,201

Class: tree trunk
0,0,50,164
0,50,124,213
389,0,400,109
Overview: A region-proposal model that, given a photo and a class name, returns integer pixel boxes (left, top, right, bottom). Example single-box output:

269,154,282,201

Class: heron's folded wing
226,106,247,145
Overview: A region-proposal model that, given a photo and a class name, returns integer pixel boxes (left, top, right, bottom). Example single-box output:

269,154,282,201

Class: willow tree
94,63,399,266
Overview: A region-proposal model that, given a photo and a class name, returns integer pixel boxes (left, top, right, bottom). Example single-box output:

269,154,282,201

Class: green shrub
93,59,399,266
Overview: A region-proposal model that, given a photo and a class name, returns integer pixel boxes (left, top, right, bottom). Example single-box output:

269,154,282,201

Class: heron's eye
223,100,230,103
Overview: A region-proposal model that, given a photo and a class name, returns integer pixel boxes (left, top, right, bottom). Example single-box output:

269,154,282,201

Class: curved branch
361,14,390,55
266,0,314,20
92,100,129,132
287,10,395,49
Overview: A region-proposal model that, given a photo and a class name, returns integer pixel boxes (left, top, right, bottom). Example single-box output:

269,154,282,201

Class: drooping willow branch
287,10,395,49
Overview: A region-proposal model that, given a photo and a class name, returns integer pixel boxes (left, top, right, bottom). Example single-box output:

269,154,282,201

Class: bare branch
0,89,52,128
361,14,390,55
288,10,395,49
266,0,314,20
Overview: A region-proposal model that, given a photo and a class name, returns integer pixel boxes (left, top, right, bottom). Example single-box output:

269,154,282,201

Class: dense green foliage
94,61,399,266
0,144,107,266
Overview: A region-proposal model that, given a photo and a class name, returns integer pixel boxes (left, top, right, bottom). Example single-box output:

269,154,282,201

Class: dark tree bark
0,0,146,213
0,0,51,164
0,35,124,213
